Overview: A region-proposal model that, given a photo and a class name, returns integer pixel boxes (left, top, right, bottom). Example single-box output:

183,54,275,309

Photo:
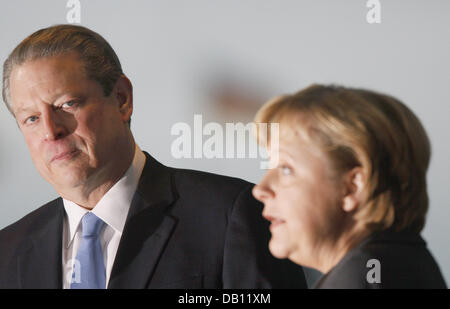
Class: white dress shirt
62,144,146,289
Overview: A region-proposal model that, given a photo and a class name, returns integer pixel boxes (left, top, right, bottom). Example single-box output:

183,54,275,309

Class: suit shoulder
318,235,447,289
0,198,62,245
317,247,375,289
171,166,254,198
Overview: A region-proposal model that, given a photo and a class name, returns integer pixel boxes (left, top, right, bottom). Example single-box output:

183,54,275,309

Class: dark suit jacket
0,152,306,289
313,229,447,289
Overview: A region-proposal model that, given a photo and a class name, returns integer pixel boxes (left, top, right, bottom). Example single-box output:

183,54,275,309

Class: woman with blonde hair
252,84,447,288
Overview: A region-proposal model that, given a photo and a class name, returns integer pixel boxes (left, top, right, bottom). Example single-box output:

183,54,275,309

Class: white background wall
1,0,449,285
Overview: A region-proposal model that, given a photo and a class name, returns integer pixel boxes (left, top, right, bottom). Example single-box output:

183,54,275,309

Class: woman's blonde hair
255,84,431,233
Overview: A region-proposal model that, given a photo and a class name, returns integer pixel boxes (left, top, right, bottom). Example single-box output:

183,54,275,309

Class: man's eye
61,100,77,108
25,116,39,124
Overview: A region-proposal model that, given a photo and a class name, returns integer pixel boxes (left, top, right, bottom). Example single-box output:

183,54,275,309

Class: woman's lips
51,149,79,163
263,215,286,231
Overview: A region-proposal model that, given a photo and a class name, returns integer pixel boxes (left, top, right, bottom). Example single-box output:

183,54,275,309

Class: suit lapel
18,199,64,289
108,152,178,289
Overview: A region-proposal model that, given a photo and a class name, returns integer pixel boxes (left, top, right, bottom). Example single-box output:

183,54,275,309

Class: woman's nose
252,181,274,203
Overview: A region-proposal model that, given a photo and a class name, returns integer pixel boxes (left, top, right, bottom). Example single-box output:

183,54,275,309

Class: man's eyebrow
13,92,78,115
14,106,34,115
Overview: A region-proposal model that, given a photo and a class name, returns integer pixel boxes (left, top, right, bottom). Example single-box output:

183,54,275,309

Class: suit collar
18,152,176,289
133,151,178,214
359,228,425,247
18,199,64,289
108,152,179,288
313,229,426,289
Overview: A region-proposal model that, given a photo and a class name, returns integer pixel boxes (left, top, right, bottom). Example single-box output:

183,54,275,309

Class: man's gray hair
2,24,123,115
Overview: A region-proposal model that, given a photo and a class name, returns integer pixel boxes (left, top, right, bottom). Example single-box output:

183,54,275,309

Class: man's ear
113,74,133,123
342,167,365,213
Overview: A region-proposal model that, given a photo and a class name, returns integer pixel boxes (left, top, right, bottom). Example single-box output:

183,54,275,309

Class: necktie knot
81,212,104,237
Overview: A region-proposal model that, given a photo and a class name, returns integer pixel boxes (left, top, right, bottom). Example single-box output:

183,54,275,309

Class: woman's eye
280,165,293,176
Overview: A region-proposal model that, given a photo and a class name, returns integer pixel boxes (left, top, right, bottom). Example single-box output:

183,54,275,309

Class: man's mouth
51,149,79,163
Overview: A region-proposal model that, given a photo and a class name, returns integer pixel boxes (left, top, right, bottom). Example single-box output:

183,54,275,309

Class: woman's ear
342,167,365,213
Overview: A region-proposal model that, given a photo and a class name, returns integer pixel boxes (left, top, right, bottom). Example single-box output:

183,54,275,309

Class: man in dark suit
0,24,306,289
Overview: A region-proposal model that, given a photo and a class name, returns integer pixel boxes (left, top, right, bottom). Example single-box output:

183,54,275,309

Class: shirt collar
63,144,146,248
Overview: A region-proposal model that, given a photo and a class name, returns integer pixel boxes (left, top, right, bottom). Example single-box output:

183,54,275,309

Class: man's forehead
13,53,86,78
9,54,91,113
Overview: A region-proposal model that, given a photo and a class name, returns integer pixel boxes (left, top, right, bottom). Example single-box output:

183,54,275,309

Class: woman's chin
268,238,291,260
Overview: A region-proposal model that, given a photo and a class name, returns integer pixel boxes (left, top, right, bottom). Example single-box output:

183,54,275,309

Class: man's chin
55,176,85,189
45,167,88,189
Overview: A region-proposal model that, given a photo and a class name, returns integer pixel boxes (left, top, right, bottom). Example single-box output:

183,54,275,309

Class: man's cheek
26,142,41,160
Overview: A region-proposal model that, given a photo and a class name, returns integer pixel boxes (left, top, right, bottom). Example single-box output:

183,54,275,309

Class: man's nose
42,110,68,141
